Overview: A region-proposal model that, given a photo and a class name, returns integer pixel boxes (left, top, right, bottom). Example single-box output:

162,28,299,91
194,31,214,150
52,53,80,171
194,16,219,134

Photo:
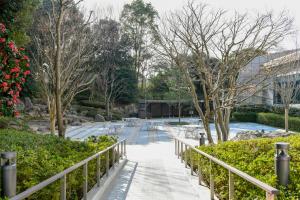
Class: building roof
263,51,300,68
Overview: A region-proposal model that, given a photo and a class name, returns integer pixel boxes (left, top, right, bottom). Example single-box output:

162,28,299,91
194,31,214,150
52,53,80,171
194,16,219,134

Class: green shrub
79,100,106,109
232,112,257,122
257,113,300,132
233,105,270,113
168,121,190,126
187,136,300,199
111,111,123,120
0,129,116,200
271,106,300,117
0,117,30,130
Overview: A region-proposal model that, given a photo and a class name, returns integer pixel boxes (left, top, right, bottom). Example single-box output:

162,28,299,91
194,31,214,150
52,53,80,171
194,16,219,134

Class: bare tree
275,74,300,132
91,69,133,120
267,52,300,132
157,2,293,143
31,0,96,137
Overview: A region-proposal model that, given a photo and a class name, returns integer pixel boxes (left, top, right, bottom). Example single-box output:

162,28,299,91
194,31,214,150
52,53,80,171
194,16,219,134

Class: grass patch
0,129,116,200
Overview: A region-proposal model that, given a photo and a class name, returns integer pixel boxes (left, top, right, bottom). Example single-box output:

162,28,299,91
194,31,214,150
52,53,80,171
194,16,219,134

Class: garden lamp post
1,152,17,198
275,142,290,186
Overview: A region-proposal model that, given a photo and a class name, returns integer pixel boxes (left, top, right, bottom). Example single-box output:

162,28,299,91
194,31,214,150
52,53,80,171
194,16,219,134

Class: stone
24,97,34,111
95,114,105,122
70,121,82,126
37,126,50,132
232,130,293,141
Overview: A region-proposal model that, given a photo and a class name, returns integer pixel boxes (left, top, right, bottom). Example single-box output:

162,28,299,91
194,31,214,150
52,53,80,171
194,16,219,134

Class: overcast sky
83,0,300,50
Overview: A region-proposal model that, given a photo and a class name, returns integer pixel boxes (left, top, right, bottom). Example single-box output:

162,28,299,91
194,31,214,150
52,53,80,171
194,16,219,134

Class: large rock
37,126,50,133
70,121,82,126
95,114,105,122
232,130,293,141
24,97,34,111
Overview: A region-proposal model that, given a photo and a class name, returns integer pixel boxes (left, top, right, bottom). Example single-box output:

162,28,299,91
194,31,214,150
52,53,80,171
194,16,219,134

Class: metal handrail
174,138,279,200
10,139,127,200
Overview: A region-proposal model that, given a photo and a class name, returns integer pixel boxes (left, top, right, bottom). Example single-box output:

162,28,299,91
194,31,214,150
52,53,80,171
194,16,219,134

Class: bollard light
199,132,205,146
275,142,290,187
1,152,17,198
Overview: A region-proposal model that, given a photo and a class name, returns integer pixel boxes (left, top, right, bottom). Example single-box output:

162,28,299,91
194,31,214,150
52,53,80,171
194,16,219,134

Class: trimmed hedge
257,113,300,132
232,112,257,122
188,135,300,199
232,112,300,132
79,100,106,109
272,106,300,117
0,129,116,200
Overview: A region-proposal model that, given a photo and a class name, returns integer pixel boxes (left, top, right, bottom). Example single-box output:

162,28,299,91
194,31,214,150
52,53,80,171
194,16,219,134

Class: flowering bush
0,23,30,117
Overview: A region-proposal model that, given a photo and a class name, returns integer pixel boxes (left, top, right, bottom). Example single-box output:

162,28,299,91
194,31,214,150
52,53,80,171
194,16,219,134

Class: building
238,50,300,107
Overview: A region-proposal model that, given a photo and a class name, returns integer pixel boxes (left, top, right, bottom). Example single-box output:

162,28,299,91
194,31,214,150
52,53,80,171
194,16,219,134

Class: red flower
8,41,15,50
0,23,5,33
4,74,11,79
24,70,30,76
21,78,25,83
23,55,29,61
2,82,8,87
26,63,30,67
8,90,14,96
15,59,20,64
10,67,20,73
7,100,13,106
13,111,20,117
0,38,5,43
14,73,19,78
19,47,25,51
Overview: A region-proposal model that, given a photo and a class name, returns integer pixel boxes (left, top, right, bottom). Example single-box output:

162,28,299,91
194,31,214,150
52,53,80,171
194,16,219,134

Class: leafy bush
0,129,116,199
233,105,270,113
187,135,300,199
232,112,257,122
232,112,300,132
0,23,31,117
257,113,300,132
0,116,30,130
271,106,300,117
168,121,190,126
79,100,106,109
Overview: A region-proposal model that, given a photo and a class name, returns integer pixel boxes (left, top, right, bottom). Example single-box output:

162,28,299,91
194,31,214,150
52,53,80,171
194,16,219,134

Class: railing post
180,142,183,163
178,140,180,159
198,154,202,185
117,143,120,164
185,144,188,168
60,175,66,200
121,141,124,159
190,148,193,175
266,192,275,200
175,139,177,155
97,155,101,187
229,170,234,200
210,159,214,200
83,163,88,200
112,146,115,168
106,150,109,177
124,140,127,157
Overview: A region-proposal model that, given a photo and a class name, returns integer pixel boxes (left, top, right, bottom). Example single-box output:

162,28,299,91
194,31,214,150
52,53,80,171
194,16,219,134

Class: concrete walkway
101,121,211,200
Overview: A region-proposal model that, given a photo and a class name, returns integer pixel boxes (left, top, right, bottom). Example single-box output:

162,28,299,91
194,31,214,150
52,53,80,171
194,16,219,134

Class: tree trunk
106,100,110,120
285,107,289,132
55,5,65,138
47,97,56,135
49,100,56,135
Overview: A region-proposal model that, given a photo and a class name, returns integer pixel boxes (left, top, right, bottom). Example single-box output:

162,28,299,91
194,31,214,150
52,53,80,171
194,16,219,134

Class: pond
209,122,281,140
